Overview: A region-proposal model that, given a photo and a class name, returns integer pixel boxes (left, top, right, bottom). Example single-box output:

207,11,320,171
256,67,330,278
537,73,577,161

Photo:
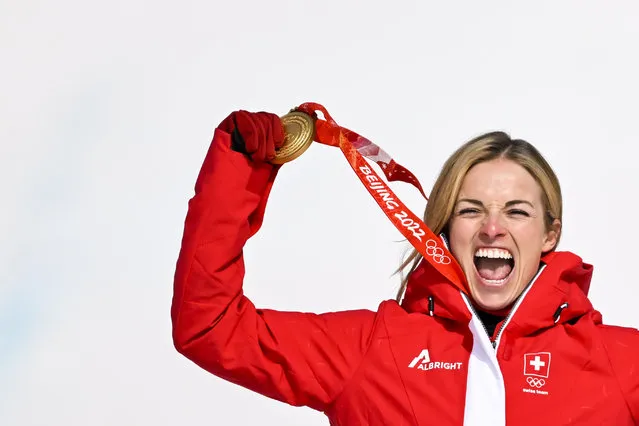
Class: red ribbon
294,102,468,293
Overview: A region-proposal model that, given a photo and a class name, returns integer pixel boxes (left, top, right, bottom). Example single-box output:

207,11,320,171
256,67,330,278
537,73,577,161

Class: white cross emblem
524,352,551,379
529,355,546,371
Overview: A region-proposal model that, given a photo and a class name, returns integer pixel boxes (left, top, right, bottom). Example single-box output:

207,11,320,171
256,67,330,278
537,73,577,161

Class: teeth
483,277,508,284
474,248,513,259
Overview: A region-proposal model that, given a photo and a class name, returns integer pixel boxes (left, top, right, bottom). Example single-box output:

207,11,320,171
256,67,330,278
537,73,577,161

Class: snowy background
2,1,638,425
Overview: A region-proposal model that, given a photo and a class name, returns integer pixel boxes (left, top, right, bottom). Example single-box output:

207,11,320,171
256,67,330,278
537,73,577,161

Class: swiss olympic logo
523,352,551,395
425,239,451,264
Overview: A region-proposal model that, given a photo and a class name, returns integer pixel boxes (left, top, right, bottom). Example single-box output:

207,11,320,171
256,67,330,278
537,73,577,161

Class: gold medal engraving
272,111,315,164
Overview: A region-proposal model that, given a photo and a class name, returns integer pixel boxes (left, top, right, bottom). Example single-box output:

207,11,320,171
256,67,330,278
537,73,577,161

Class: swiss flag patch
524,352,551,378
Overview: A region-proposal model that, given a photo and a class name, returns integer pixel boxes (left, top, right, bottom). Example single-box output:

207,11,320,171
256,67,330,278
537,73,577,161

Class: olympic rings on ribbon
425,239,452,264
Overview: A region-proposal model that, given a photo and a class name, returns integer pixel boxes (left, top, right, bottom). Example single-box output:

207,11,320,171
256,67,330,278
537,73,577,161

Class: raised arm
171,111,378,411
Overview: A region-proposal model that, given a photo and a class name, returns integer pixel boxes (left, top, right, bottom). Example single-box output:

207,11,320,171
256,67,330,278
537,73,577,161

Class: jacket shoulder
599,323,639,352
599,324,639,422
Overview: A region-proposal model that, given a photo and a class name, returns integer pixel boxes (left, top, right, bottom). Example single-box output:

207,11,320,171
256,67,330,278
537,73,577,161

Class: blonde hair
395,131,563,302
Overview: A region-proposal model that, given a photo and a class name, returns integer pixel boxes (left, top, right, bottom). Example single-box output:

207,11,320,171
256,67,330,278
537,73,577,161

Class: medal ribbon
294,102,467,292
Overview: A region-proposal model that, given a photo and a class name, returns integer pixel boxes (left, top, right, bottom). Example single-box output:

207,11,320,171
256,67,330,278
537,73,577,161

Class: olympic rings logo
526,377,546,388
425,239,451,264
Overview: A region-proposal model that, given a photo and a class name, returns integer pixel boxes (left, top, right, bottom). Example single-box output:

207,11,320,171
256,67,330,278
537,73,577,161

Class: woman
171,110,639,425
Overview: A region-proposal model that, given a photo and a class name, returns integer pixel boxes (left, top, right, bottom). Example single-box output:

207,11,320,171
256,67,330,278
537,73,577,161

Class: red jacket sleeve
171,128,378,411
601,325,639,422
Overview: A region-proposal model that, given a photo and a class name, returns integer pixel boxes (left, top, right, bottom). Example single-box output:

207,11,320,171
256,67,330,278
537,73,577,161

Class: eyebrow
456,198,535,208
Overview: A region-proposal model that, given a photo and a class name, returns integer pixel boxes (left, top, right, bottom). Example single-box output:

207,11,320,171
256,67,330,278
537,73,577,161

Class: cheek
449,218,477,239
512,222,547,249
513,225,547,272
447,220,474,256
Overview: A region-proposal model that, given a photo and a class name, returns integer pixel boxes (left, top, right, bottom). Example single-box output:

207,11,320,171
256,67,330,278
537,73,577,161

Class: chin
469,283,517,312
472,295,514,312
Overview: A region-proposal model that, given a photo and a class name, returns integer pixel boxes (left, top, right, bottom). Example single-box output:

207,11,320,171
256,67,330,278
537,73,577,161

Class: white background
2,1,638,425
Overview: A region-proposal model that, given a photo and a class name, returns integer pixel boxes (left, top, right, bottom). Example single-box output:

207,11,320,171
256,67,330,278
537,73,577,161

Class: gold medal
272,111,315,164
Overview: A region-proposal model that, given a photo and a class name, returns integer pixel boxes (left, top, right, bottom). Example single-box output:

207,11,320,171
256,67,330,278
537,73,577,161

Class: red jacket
171,129,639,425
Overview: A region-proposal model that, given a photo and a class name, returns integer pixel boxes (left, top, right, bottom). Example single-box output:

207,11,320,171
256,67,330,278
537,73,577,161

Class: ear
542,219,561,252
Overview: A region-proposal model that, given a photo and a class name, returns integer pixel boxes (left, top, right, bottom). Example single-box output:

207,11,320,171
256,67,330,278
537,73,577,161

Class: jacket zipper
467,266,546,350
491,302,518,349
464,302,494,346
492,266,545,350
491,302,521,349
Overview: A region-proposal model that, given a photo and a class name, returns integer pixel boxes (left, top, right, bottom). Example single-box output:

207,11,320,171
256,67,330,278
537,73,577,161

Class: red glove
217,110,285,163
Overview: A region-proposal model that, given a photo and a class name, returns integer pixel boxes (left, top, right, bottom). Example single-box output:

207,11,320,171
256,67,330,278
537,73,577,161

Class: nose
479,212,507,240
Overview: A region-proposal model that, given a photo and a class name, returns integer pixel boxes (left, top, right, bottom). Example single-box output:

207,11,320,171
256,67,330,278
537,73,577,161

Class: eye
458,208,481,216
508,209,530,217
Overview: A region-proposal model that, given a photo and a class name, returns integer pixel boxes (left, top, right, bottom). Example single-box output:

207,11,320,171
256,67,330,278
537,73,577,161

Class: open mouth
473,248,515,286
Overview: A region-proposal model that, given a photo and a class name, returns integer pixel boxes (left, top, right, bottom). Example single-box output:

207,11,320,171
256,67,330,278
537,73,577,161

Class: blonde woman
171,109,639,425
